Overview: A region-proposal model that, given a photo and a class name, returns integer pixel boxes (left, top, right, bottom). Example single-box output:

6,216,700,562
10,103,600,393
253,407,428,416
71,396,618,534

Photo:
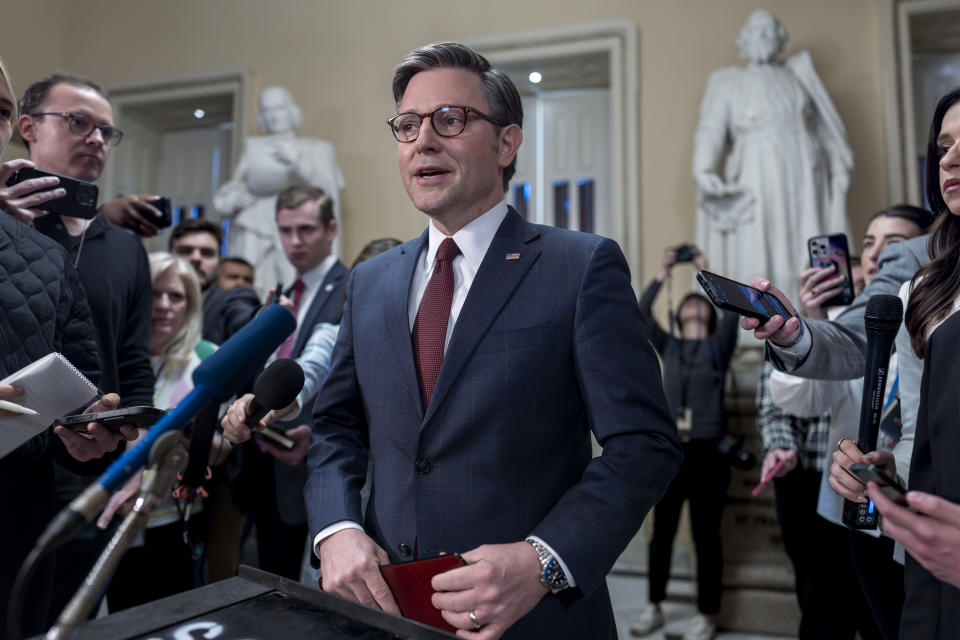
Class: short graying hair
392,42,522,192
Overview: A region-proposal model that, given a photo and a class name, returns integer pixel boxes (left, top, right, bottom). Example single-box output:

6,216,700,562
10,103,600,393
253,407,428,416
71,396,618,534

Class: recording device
271,280,284,305
54,406,166,432
717,434,756,470
849,463,908,505
151,196,172,228
5,166,99,219
842,294,903,530
32,305,296,557
245,358,305,452
696,270,790,324
807,233,855,307
674,244,696,263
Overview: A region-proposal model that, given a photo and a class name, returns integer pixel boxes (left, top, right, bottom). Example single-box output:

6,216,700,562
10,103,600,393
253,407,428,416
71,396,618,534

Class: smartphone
54,406,167,432
271,281,283,305
5,167,99,219
254,425,296,451
151,196,172,228
848,463,908,505
807,233,855,307
696,270,791,324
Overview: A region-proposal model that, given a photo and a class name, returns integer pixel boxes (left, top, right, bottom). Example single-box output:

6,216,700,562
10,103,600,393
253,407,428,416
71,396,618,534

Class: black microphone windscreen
253,358,305,410
864,294,903,333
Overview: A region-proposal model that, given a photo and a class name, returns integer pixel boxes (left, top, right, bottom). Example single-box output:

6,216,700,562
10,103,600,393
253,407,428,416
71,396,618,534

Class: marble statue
214,86,345,293
693,9,852,305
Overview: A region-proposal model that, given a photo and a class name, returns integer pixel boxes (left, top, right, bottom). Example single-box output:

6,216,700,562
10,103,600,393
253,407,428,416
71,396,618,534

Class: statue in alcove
693,9,852,304
214,86,344,293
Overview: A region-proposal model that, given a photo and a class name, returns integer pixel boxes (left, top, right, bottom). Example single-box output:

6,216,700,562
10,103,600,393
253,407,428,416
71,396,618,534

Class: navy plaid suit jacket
306,208,681,638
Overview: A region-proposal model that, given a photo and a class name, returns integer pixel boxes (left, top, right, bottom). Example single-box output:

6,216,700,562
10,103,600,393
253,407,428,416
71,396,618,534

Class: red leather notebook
379,554,466,633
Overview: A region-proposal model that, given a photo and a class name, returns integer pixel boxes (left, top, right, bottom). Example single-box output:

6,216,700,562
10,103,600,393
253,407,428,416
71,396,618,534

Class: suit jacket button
415,459,431,474
399,543,411,557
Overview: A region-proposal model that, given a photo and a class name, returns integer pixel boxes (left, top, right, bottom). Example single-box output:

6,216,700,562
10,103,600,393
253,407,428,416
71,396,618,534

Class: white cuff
313,520,364,558
526,535,577,588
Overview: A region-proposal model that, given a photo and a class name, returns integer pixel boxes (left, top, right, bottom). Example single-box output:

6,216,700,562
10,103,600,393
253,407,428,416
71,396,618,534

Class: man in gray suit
745,234,929,378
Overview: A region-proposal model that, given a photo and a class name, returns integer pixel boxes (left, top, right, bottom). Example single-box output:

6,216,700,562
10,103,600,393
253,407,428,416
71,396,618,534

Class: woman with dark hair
830,87,960,638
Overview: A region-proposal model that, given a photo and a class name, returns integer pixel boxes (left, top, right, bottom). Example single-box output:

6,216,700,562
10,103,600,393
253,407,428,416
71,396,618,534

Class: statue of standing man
214,86,345,294
693,9,853,305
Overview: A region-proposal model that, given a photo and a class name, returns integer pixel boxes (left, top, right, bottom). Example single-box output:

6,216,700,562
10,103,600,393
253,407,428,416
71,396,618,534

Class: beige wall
3,0,887,285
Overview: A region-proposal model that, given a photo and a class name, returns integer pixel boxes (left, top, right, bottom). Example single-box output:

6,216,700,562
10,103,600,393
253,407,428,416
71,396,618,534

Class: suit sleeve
304,269,370,536
768,238,923,380
529,238,682,597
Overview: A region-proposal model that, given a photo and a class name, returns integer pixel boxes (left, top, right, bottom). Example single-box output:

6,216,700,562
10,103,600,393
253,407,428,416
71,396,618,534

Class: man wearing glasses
299,43,680,639
11,72,154,622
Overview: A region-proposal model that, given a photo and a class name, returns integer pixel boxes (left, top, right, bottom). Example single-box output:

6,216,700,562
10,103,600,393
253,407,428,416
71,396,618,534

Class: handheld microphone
36,305,296,554
246,358,305,426
842,294,903,530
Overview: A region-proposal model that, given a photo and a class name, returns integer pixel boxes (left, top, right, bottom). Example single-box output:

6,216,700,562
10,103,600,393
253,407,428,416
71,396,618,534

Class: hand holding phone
807,234,855,308
54,406,166,433
5,166,99,219
848,463,907,505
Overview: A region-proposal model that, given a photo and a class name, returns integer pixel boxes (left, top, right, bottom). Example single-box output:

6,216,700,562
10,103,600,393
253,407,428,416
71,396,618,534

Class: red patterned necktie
412,237,460,408
276,278,304,359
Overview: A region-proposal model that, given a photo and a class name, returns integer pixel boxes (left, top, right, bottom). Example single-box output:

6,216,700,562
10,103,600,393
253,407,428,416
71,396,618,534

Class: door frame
467,20,640,277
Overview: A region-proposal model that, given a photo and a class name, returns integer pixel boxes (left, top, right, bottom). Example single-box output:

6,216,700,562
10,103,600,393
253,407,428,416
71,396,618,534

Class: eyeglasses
386,105,507,143
30,112,124,146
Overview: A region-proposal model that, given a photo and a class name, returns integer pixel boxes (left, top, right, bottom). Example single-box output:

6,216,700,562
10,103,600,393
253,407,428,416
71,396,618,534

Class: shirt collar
297,253,337,289
425,201,508,272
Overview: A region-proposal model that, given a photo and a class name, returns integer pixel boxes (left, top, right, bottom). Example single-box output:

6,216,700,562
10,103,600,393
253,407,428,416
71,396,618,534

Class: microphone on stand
842,294,903,530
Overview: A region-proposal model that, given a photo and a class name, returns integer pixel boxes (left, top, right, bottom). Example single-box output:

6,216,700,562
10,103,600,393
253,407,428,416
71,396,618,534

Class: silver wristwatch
527,538,569,593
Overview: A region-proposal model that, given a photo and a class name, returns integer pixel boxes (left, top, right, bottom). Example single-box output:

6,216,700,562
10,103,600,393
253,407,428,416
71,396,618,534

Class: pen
0,399,39,416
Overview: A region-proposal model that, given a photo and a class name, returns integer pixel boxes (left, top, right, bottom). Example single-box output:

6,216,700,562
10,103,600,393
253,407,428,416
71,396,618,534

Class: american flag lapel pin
505,252,520,260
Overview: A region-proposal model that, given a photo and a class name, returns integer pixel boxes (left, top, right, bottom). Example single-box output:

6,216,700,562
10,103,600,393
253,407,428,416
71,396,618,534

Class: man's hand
798,264,844,320
319,528,399,614
691,248,708,272
221,393,263,443
656,247,677,282
0,159,64,225
53,393,138,462
259,424,310,466
828,439,897,503
871,486,960,589
431,542,548,639
762,448,797,479
102,194,163,237
97,471,142,529
739,277,803,346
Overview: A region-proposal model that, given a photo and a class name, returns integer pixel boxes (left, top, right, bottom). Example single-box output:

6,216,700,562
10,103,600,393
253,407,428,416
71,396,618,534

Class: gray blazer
768,234,930,380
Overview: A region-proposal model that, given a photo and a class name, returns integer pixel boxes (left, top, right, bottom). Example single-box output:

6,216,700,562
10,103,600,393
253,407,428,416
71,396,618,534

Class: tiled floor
607,573,796,640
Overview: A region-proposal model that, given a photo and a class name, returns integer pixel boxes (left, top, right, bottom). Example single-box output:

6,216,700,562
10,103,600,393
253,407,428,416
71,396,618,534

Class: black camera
717,434,756,470
675,244,696,263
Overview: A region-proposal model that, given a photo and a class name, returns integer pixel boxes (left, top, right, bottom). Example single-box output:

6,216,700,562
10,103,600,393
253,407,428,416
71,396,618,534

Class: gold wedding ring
837,436,855,449
469,610,481,630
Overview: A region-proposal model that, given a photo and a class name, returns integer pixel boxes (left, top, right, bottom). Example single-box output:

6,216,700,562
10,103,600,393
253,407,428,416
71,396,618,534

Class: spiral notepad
0,352,98,458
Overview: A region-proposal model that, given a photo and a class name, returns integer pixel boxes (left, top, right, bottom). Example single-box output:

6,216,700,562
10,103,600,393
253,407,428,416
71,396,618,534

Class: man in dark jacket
11,72,155,622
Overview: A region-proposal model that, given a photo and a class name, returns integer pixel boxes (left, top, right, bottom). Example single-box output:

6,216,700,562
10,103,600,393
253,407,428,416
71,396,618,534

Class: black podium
34,566,455,639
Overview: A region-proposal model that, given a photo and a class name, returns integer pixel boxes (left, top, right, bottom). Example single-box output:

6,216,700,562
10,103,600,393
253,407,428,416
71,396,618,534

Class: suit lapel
385,231,429,419
292,261,347,356
423,208,541,425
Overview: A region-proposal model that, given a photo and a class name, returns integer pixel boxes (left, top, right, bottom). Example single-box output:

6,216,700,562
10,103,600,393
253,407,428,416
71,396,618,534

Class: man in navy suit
238,184,348,580
226,43,680,637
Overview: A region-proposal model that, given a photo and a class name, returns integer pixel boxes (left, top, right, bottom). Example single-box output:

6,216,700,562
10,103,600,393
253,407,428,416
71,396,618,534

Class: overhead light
194,108,206,119
528,71,542,84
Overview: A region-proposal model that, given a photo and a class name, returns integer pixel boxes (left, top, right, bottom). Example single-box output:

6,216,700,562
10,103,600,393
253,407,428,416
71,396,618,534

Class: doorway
102,71,249,253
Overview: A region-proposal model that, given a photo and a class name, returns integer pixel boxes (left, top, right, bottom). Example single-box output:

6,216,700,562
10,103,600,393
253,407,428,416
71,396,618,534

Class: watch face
544,558,567,589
